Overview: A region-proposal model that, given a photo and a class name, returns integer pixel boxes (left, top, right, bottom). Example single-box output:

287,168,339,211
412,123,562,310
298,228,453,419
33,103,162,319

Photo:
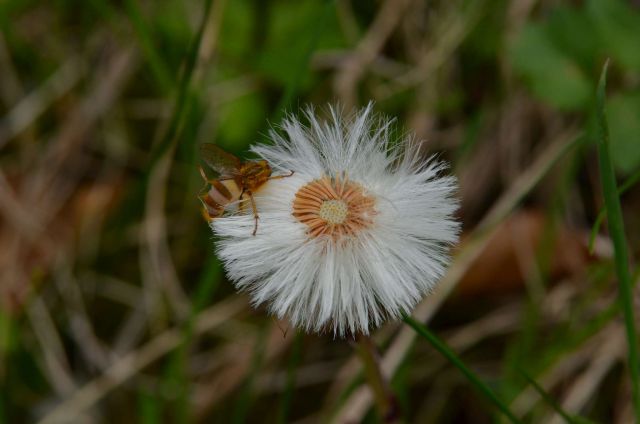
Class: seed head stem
354,334,399,422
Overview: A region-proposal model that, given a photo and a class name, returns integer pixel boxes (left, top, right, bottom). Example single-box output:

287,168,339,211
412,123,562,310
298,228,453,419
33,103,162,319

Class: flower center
318,200,348,224
292,175,376,239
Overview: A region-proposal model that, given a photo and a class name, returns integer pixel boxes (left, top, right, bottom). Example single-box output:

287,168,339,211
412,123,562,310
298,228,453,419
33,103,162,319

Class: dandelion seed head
210,102,460,337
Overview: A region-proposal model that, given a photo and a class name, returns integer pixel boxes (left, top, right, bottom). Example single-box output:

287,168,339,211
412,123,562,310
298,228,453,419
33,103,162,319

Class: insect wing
200,143,242,177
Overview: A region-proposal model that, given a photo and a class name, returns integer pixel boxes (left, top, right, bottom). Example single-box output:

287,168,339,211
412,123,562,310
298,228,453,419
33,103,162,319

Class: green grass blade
0,309,13,424
123,0,174,91
588,167,640,253
138,389,162,424
402,315,522,424
149,2,216,419
164,251,223,423
594,60,640,420
0,384,4,424
146,0,213,171
519,369,596,424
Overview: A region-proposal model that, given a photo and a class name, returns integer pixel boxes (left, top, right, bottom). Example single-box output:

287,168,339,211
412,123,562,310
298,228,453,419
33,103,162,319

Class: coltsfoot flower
211,103,459,336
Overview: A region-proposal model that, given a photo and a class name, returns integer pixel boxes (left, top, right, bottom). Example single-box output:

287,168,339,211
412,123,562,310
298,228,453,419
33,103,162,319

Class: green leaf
546,6,599,70
218,92,267,152
218,0,254,59
256,0,342,90
587,0,640,72
510,23,592,111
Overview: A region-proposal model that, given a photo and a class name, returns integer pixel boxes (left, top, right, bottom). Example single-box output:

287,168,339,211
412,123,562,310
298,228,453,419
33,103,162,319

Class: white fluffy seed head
210,103,460,337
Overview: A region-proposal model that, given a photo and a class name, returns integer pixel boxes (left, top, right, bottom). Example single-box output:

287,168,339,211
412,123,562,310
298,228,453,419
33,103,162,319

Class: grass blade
594,60,640,420
123,0,174,91
402,315,521,423
519,369,596,424
164,251,223,423
138,389,162,424
588,167,640,253
146,0,214,170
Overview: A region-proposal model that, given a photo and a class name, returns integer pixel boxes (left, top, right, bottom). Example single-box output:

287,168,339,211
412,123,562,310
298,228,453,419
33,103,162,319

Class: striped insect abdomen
202,179,242,219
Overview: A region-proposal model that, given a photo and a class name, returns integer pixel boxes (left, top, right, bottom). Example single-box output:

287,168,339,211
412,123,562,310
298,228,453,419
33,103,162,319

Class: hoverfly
198,143,293,235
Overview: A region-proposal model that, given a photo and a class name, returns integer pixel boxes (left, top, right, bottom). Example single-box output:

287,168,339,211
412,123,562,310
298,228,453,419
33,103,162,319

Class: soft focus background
1,0,640,423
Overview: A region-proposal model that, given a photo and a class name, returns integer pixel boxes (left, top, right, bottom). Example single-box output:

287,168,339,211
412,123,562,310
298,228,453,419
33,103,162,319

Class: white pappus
210,103,460,337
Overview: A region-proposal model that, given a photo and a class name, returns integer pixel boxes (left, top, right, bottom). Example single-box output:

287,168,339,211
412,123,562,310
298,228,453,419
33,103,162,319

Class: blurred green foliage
509,0,640,173
1,0,639,423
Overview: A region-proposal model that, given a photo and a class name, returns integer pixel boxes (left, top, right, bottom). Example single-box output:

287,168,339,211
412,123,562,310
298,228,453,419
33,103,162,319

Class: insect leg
200,206,213,223
238,187,246,213
268,170,295,180
246,190,259,236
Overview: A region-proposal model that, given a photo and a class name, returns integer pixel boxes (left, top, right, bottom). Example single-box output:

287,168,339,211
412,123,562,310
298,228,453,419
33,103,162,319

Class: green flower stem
355,334,398,422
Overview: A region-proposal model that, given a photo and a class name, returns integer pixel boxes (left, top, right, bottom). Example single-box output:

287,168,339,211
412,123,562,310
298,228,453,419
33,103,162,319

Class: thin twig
0,56,84,148
333,0,412,108
26,296,77,396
